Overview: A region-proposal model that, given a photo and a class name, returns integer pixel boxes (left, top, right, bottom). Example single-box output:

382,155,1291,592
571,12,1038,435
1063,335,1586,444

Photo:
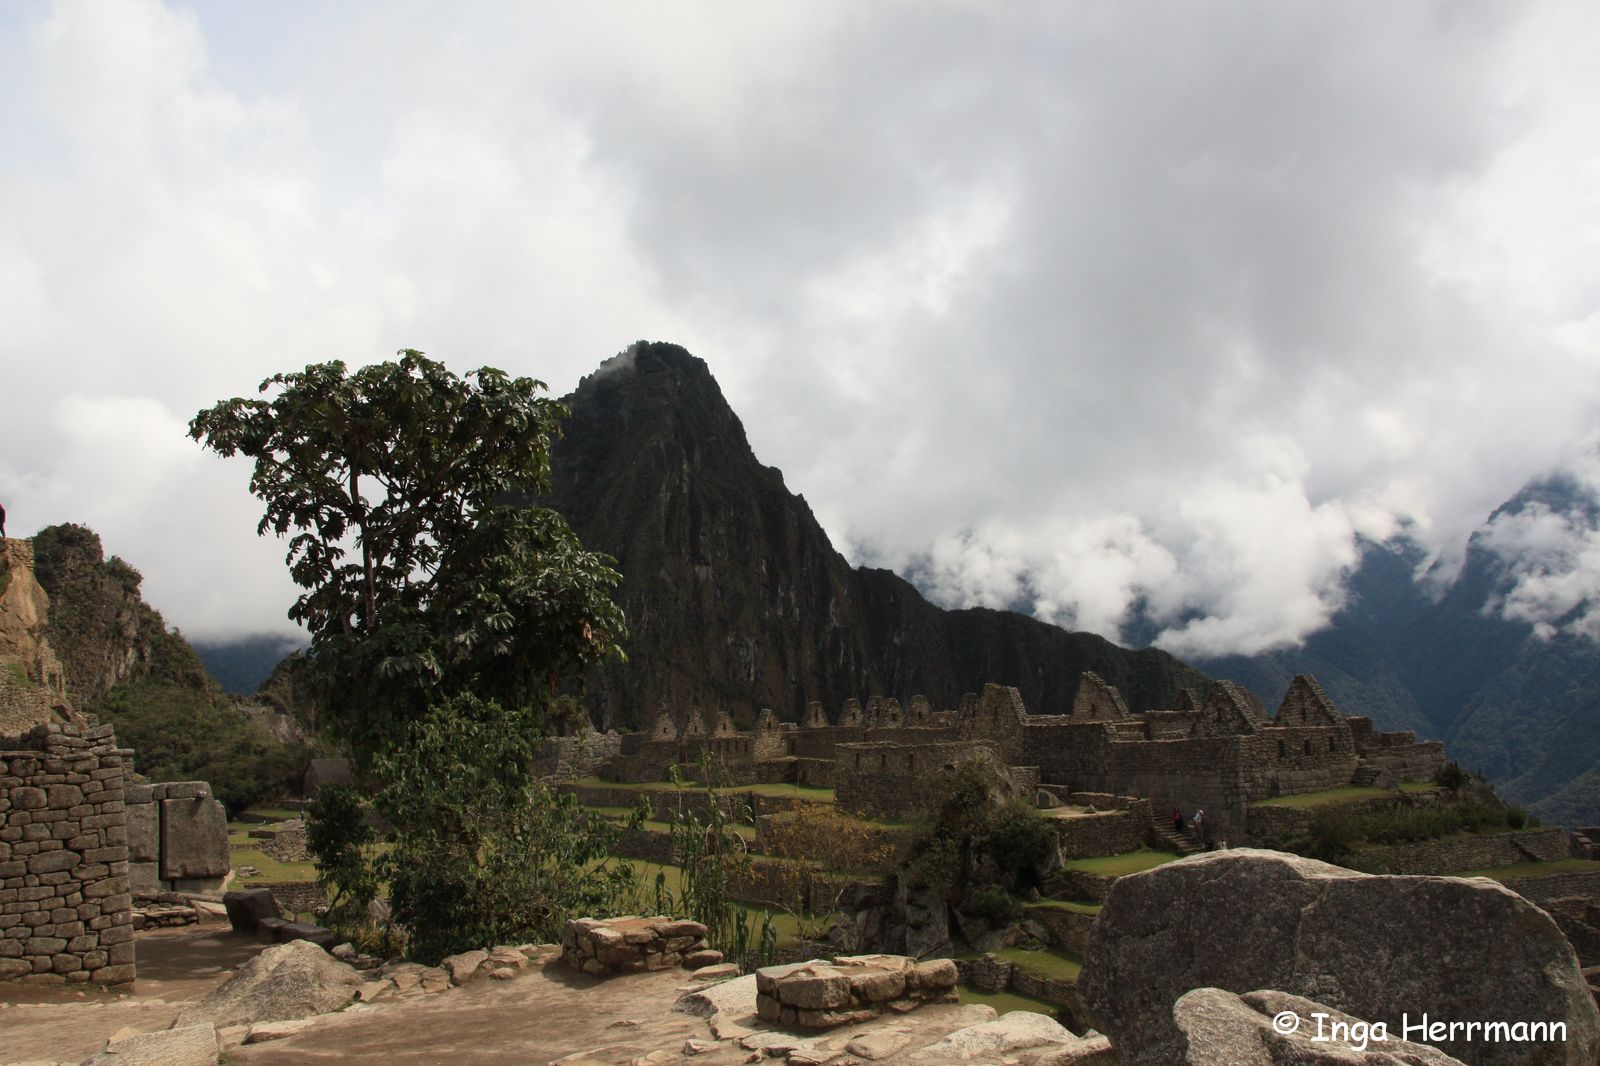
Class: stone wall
253,880,329,918
1343,828,1571,876
0,722,133,987
1501,871,1600,906
835,741,999,821
125,780,229,894
1051,808,1148,860
531,730,625,780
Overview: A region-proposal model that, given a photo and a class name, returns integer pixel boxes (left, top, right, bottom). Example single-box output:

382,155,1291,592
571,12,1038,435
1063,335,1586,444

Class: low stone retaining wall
561,915,717,976
1344,828,1569,876
755,955,958,1029
954,953,1080,1022
1052,810,1146,860
253,880,327,918
1503,871,1600,907
1056,870,1117,904
1024,904,1096,955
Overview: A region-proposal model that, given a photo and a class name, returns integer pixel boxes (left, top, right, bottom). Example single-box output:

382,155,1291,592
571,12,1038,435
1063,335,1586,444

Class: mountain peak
546,343,1208,731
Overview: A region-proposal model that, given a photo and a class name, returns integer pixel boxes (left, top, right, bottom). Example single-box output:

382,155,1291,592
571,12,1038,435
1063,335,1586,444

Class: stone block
274,921,336,949
223,889,281,935
126,800,161,864
159,796,229,879
128,861,160,894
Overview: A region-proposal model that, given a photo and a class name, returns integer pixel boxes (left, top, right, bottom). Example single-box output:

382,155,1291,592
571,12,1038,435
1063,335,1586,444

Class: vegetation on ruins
758,806,898,939
908,759,1058,908
192,351,633,961
1289,789,1539,865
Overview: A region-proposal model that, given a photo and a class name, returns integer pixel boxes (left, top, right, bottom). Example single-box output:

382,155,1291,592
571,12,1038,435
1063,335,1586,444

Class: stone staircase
1150,818,1203,856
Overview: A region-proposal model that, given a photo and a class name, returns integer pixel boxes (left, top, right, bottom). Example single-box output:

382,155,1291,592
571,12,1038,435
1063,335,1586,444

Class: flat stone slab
81,1023,219,1066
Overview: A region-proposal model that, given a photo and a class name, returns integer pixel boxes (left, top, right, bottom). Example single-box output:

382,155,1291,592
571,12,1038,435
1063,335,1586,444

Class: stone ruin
564,671,1447,843
562,915,723,975
2,719,232,987
754,955,960,1030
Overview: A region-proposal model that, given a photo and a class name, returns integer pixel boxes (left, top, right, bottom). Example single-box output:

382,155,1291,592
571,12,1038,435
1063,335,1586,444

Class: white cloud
2,0,1599,660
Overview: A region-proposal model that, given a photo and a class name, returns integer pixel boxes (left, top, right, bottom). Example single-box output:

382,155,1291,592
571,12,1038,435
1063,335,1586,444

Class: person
0,500,7,541
1192,809,1205,842
1172,807,1185,833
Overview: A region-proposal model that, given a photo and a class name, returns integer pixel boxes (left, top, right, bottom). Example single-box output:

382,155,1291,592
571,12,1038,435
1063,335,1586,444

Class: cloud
2,1,1599,659
1479,446,1600,641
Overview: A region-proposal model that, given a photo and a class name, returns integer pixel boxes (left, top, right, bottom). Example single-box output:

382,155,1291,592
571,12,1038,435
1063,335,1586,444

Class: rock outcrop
174,939,363,1030
1079,848,1600,1066
1173,988,1465,1065
0,538,75,735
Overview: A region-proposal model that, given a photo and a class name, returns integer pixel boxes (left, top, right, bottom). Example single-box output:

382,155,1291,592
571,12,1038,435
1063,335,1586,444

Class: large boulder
1079,849,1600,1066
174,939,363,1030
1173,988,1465,1065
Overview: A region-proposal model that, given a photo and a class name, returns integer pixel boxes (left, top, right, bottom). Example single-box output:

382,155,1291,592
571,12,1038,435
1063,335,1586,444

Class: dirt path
1,923,267,1065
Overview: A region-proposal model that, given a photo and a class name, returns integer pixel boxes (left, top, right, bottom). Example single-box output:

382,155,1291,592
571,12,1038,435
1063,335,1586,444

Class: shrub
965,885,1019,924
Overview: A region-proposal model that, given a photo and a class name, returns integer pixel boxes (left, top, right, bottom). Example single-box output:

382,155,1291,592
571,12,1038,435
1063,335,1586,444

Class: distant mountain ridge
1197,472,1600,826
540,342,1210,731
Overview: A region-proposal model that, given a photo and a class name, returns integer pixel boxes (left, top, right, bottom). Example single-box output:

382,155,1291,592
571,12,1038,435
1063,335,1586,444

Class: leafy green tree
189,350,626,761
192,350,631,958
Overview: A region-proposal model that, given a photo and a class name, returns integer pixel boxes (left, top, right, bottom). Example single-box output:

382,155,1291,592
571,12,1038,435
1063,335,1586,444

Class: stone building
565,672,1445,843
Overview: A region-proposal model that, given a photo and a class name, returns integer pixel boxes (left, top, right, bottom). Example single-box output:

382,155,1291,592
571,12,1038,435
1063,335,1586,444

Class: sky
2,0,1599,659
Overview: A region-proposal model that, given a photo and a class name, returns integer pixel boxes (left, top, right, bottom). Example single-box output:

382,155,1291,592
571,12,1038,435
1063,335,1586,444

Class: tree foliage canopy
189,350,626,760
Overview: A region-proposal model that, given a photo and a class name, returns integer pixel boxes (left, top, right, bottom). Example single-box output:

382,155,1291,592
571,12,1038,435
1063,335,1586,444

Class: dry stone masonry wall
0,722,134,986
561,915,720,975
754,955,960,1029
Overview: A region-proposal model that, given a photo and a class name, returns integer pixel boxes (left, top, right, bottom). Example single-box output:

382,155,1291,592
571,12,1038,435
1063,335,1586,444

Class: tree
189,350,626,762
192,351,634,960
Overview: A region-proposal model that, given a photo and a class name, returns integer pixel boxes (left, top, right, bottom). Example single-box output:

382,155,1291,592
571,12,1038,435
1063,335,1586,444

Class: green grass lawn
991,946,1083,982
958,986,1063,1016
1025,899,1101,916
1060,849,1177,877
228,843,317,884
1399,781,1435,793
1454,858,1600,881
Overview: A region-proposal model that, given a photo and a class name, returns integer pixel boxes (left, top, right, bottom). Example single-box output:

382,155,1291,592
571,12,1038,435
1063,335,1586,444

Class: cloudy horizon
2,1,1599,659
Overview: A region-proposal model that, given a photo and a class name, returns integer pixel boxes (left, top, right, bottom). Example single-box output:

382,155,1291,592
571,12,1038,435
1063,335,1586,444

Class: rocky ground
0,922,1106,1066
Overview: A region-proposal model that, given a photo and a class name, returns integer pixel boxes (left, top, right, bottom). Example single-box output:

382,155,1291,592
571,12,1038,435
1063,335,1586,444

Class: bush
965,885,1018,924
373,694,640,964
908,758,1056,904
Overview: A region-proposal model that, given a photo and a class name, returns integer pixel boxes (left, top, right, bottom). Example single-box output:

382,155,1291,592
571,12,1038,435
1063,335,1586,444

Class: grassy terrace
991,946,1083,982
1060,849,1178,877
1026,899,1102,916
566,777,836,801
957,987,1063,1016
1455,858,1600,881
1255,782,1435,809
227,811,317,885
